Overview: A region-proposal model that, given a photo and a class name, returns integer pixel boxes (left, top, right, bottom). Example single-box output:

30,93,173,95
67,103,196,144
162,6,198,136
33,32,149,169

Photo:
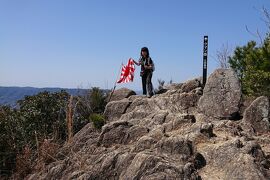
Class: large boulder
162,77,202,93
154,92,201,114
104,99,131,122
180,77,202,93
156,135,193,157
198,69,242,119
109,88,136,102
242,96,270,133
98,120,149,147
198,139,270,180
119,151,201,180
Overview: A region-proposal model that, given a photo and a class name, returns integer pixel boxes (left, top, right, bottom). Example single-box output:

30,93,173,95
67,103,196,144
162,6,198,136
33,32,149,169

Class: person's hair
141,47,150,58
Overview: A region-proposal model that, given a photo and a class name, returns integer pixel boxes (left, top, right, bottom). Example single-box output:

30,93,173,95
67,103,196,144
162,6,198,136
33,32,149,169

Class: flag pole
107,63,122,103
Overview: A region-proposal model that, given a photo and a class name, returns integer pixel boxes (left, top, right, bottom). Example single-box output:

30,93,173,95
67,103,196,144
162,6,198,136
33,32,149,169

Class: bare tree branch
245,25,260,39
262,6,270,30
215,43,231,69
246,6,270,45
256,29,263,45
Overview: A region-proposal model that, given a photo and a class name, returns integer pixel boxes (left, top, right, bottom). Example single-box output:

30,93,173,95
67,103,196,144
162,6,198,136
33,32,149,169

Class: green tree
0,91,69,177
17,90,69,142
89,87,107,113
75,87,107,130
0,106,22,176
229,34,270,96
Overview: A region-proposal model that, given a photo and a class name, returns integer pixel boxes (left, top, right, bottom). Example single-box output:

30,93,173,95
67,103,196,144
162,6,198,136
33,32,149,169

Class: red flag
117,58,135,83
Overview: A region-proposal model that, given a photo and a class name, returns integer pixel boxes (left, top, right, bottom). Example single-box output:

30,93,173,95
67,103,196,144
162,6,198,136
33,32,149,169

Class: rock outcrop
198,69,242,119
109,88,136,102
27,70,270,180
242,96,270,133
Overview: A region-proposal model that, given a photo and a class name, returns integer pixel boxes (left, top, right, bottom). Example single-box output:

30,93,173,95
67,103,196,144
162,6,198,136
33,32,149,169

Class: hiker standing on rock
133,47,154,97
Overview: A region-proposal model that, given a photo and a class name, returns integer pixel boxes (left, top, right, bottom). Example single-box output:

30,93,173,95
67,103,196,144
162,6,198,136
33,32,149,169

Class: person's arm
133,59,141,66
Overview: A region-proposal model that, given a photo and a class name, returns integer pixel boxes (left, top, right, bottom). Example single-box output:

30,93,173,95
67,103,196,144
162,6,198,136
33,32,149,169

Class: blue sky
0,0,269,90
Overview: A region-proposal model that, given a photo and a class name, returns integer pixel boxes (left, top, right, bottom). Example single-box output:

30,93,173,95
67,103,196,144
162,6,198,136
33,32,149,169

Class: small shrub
89,113,105,129
157,79,165,90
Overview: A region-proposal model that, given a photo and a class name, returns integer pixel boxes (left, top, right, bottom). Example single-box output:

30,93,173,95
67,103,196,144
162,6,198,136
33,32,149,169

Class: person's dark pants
142,71,153,96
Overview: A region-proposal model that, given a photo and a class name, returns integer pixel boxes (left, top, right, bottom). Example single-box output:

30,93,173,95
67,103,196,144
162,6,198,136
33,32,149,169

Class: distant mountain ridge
0,86,89,107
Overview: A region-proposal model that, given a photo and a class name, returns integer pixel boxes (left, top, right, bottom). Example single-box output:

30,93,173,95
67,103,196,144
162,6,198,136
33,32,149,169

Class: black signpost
202,36,208,87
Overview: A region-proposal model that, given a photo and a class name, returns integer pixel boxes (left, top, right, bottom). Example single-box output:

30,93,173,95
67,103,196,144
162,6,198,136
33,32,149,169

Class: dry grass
13,139,61,178
70,149,88,171
14,145,32,179
39,139,60,164
67,95,74,143
35,139,60,172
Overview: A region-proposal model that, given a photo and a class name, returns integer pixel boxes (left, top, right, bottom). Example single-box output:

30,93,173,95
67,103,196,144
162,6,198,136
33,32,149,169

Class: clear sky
0,0,269,90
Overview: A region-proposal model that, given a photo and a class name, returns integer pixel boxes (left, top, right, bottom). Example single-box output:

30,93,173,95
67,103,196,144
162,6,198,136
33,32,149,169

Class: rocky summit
28,69,270,180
